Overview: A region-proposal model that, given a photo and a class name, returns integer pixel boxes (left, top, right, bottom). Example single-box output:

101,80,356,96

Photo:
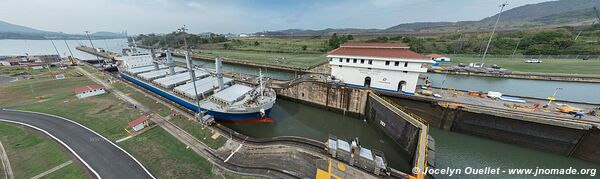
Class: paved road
0,109,154,179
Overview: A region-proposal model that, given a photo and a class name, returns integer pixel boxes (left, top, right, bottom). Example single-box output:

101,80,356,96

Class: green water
429,128,599,178
226,99,600,178
223,99,413,172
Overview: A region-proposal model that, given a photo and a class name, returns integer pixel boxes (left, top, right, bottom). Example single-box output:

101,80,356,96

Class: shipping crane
594,7,600,22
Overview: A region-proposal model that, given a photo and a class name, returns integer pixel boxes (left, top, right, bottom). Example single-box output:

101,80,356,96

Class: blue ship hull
120,72,272,122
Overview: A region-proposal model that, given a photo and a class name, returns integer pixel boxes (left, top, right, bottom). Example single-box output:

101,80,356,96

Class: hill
481,0,600,22
0,20,127,40
0,20,51,34
259,0,600,36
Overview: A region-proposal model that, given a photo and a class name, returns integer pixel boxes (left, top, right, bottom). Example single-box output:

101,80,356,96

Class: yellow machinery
67,56,78,66
557,105,582,114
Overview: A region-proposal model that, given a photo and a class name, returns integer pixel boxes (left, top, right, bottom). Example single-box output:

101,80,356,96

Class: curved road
0,109,154,179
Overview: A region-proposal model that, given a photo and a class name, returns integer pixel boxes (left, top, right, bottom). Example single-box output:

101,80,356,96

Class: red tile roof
427,54,446,58
73,84,105,94
128,115,149,128
328,43,428,60
340,42,409,49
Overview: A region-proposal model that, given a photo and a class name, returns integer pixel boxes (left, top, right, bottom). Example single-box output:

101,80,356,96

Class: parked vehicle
525,59,542,63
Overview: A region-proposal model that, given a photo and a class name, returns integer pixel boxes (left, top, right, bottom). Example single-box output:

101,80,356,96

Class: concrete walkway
30,160,72,179
0,140,14,179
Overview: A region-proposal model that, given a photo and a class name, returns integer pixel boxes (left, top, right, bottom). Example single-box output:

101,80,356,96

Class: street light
547,88,563,106
481,2,508,64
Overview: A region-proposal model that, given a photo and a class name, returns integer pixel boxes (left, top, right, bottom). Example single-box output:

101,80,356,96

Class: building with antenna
327,42,433,94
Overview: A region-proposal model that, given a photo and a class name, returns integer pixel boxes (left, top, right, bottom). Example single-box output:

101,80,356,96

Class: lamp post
481,2,508,64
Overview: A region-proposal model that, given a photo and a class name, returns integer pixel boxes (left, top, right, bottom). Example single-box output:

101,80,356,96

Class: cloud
0,0,553,34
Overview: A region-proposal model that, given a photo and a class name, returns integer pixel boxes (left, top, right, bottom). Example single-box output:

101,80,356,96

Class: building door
364,77,371,88
398,81,407,92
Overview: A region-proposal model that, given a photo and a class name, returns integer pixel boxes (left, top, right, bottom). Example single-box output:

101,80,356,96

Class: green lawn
448,57,600,75
16,93,141,140
196,49,326,69
118,127,214,178
112,81,172,117
0,123,88,179
227,38,327,54
0,69,96,107
40,163,89,179
170,114,227,149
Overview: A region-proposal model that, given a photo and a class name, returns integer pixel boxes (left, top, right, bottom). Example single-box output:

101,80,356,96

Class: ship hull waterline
119,72,273,123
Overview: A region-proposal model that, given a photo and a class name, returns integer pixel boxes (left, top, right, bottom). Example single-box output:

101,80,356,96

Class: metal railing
447,54,600,60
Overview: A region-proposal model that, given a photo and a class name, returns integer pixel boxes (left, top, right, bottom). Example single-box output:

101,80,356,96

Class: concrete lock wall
385,96,600,164
365,94,421,160
275,82,368,117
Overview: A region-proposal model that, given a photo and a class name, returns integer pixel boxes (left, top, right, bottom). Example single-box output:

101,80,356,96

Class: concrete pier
381,93,600,165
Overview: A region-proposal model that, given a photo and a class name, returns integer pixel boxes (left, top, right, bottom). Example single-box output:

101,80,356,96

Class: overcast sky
1,0,553,35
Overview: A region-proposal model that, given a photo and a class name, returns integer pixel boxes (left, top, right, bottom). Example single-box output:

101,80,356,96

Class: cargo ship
115,50,276,123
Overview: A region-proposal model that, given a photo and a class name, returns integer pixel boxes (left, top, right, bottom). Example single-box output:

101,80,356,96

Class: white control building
327,42,433,94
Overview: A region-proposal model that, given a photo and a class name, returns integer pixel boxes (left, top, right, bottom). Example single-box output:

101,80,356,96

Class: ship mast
179,25,203,123
259,69,264,97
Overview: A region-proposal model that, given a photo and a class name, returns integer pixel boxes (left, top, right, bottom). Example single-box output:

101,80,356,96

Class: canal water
3,39,599,177
223,99,413,172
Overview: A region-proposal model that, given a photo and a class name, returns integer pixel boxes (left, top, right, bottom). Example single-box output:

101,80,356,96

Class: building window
404,62,408,67
403,71,408,73
353,59,357,63
394,61,399,66
368,60,373,65
360,59,365,64
329,58,332,62
346,59,350,63
385,61,390,66
339,58,342,62
339,65,342,67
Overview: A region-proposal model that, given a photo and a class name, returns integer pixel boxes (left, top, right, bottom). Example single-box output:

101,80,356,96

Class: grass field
118,127,214,178
227,38,327,54
170,114,227,149
448,57,600,75
196,49,326,68
0,123,88,179
111,81,172,117
0,69,95,107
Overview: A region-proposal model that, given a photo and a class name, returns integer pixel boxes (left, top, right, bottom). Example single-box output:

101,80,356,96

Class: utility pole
481,2,508,64
511,39,521,59
84,31,101,62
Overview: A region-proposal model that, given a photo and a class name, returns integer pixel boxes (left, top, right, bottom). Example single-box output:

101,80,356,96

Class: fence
447,54,600,60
